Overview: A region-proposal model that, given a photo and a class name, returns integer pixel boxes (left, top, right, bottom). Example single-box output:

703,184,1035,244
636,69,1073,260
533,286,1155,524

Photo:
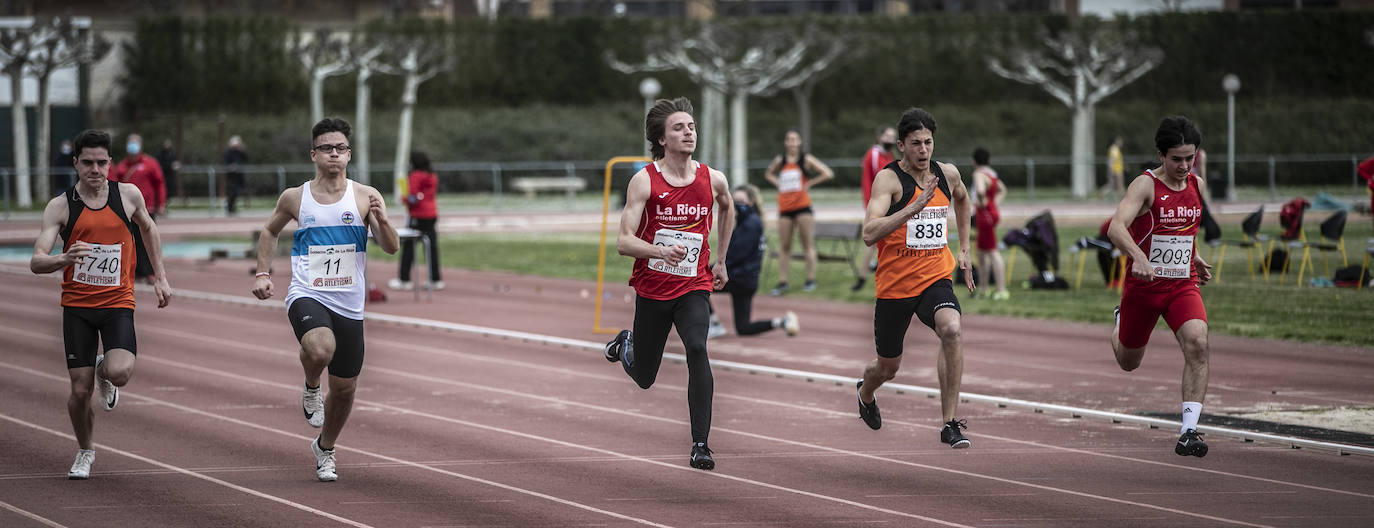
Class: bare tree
27,16,110,202
294,28,353,126
0,20,48,209
388,35,455,201
987,25,1162,198
474,0,502,20
349,36,396,185
609,22,850,185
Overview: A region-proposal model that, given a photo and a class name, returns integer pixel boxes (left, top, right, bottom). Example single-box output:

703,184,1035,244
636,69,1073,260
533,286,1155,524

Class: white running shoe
707,321,727,340
431,281,446,291
311,437,337,482
782,311,800,337
68,449,94,479
95,355,117,411
387,278,413,291
302,385,324,428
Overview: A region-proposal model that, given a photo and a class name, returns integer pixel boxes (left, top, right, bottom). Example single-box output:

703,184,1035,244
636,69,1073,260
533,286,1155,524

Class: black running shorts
873,279,961,358
63,307,136,369
287,297,366,379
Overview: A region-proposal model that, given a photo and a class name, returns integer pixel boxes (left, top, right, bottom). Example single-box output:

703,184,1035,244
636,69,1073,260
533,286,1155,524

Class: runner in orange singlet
30,129,173,479
764,129,832,295
854,108,977,448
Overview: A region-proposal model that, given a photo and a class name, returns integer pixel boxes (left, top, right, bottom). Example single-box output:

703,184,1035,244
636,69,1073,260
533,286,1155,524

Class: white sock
1181,401,1202,433
771,317,782,328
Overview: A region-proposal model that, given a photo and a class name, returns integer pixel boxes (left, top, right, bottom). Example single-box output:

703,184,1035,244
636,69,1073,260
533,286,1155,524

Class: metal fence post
2,169,9,220
1267,156,1277,201
1025,158,1035,200
565,162,577,211
278,166,287,195
207,167,218,217
491,164,502,211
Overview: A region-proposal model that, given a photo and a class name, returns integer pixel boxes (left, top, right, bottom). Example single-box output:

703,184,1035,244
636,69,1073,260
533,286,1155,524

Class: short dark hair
312,118,352,143
645,97,694,160
897,107,937,143
973,147,990,166
73,129,111,155
410,150,432,172
1154,116,1202,154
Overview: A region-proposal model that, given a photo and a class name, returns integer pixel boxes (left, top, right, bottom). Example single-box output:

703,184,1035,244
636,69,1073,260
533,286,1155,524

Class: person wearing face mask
223,136,249,215
52,139,76,196
109,133,165,220
706,184,799,339
853,126,898,292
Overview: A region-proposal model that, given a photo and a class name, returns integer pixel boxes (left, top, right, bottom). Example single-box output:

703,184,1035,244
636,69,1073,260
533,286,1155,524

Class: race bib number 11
648,229,703,277
308,244,358,290
73,243,122,287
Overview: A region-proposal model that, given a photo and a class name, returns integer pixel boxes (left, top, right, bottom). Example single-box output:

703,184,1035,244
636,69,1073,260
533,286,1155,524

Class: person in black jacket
709,184,799,338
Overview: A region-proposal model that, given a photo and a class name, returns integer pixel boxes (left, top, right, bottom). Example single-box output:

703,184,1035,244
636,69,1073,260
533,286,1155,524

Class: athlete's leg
627,295,673,389
776,215,795,285
864,297,915,401
300,327,335,388
796,213,818,283
1112,290,1159,371
727,287,774,335
990,249,1007,294
932,307,964,422
977,249,992,294
1175,319,1210,403
674,292,713,444
67,368,95,450
317,375,356,450
96,309,137,387
860,356,902,403
99,349,135,387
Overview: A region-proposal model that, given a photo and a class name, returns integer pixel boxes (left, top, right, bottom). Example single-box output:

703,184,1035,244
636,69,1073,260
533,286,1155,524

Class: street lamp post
1222,74,1240,203
638,77,661,157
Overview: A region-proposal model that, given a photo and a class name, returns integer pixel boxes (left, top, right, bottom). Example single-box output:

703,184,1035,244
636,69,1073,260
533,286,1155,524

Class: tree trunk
791,84,813,153
1070,103,1095,199
10,71,31,208
310,72,325,126
709,87,726,168
393,71,420,203
35,73,51,202
699,86,722,166
729,90,747,186
355,66,371,185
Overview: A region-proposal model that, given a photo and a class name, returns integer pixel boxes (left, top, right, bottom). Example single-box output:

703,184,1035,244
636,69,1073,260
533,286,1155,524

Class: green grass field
369,217,1374,348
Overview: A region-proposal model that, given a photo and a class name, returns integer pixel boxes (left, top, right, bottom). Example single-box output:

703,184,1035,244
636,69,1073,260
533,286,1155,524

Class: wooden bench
769,221,863,280
511,177,587,198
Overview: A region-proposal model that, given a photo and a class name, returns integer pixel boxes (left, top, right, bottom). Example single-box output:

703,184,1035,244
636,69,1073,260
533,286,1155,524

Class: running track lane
1,276,1372,526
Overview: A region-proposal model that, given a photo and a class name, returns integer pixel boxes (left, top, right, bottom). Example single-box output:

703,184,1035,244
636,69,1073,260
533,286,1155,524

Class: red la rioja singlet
1126,169,1204,289
628,161,715,300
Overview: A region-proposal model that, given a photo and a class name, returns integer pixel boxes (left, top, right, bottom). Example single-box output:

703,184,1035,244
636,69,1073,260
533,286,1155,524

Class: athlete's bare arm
252,187,302,300
29,195,85,275
762,156,783,188
862,168,936,247
972,169,989,208
1107,174,1157,282
710,168,733,290
125,185,173,307
804,155,834,189
617,170,687,265
943,162,976,292
360,184,399,254
1192,174,1213,285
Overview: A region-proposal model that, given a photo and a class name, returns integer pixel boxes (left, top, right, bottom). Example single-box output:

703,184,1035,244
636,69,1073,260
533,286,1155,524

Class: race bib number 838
906,205,949,250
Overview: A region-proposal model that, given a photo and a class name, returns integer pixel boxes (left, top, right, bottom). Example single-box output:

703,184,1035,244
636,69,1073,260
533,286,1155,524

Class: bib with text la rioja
648,229,703,277
308,244,358,291
73,243,122,287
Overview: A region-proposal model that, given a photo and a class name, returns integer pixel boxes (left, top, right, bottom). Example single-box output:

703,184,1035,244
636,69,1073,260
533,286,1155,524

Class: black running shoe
857,380,881,430
604,330,631,364
689,442,715,470
1175,429,1208,457
941,419,971,448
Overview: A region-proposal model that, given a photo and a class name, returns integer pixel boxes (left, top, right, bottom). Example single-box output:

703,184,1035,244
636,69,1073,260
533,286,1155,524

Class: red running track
1,261,1371,527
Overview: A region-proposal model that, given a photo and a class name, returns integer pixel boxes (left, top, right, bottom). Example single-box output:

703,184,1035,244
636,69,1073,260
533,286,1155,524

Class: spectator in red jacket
389,151,442,291
1359,155,1374,233
109,133,166,219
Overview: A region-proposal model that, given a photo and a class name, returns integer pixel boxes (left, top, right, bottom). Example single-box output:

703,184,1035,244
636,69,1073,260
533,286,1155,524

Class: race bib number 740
648,229,703,277
308,244,358,290
73,243,122,287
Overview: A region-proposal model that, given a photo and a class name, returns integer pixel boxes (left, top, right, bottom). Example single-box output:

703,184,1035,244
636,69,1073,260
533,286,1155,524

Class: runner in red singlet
603,97,735,470
1106,116,1214,457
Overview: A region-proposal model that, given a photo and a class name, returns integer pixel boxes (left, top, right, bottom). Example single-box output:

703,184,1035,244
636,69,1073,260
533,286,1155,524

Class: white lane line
0,324,1282,527
0,500,68,528
0,413,372,528
0,362,677,528
122,319,1374,502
